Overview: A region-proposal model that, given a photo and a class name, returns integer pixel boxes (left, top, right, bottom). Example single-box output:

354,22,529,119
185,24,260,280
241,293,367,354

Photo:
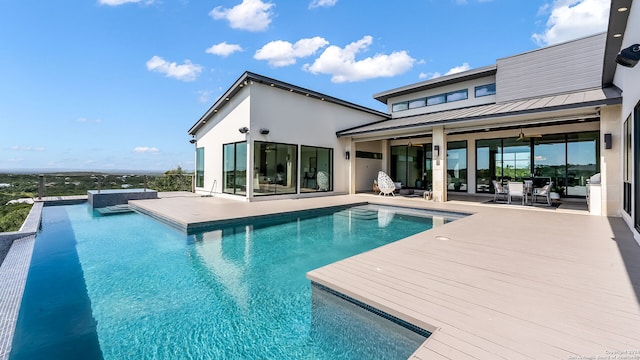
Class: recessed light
435,236,450,241
270,83,275,87
614,33,622,38
618,7,628,12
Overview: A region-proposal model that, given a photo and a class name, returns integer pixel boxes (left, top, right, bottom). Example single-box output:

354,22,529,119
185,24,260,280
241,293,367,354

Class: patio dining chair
377,171,396,196
507,181,525,205
492,180,508,203
533,181,553,206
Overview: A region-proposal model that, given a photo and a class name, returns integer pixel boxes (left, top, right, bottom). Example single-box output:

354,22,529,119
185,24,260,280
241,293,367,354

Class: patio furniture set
493,179,553,206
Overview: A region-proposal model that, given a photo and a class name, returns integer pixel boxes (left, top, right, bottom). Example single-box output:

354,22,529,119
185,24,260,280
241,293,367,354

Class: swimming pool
10,203,458,359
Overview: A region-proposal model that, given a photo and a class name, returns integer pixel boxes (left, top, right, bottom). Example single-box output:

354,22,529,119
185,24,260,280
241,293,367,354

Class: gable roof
188,71,389,135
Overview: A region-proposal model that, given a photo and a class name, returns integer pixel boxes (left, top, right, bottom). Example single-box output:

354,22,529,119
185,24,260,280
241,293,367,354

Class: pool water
10,204,455,360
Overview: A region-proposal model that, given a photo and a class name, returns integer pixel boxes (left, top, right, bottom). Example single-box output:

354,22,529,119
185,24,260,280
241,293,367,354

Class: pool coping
0,201,44,360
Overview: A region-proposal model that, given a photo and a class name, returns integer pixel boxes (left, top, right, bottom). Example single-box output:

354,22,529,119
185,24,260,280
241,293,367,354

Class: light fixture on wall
189,139,197,144
434,145,440,157
238,127,249,134
259,128,270,135
604,133,612,149
345,151,350,160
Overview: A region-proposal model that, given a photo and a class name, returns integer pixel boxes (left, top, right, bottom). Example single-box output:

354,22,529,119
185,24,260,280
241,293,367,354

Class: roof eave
602,0,633,86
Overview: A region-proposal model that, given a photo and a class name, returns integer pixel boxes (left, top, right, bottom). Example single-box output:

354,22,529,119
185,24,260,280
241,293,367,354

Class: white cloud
254,37,329,67
10,145,45,151
98,0,152,6
303,36,415,83
133,146,160,153
205,42,243,57
419,72,441,79
309,0,337,9
532,0,609,46
7,158,24,162
210,0,275,32
77,117,102,124
146,56,203,81
445,62,470,75
197,90,213,103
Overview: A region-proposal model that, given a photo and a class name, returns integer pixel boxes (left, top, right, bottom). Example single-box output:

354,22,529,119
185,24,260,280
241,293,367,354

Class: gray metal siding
496,33,605,103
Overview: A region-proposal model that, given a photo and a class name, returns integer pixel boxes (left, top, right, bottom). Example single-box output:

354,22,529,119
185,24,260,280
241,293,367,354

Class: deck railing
0,173,194,202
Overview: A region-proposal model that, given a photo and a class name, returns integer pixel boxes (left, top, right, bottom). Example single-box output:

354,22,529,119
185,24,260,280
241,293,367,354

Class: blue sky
0,0,610,172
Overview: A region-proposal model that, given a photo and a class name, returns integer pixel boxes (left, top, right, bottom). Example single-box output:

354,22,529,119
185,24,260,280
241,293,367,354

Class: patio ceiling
337,87,621,140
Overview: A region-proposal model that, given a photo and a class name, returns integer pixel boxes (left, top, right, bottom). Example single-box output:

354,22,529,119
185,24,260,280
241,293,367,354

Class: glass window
447,141,467,192
408,98,426,109
254,142,297,196
300,146,333,193
566,132,598,197
475,84,496,97
427,94,445,106
500,137,531,181
446,89,468,102
475,139,501,193
392,102,409,112
391,145,426,189
223,142,246,195
196,147,204,188
533,134,566,193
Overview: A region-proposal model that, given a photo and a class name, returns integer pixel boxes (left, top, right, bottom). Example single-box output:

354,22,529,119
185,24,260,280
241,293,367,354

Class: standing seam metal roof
337,87,621,137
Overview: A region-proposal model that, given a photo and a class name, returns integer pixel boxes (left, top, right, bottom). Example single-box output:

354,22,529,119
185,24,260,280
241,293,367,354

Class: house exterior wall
613,3,640,240
387,76,497,118
354,140,384,192
193,80,386,199
248,83,385,198
194,89,251,198
496,33,605,103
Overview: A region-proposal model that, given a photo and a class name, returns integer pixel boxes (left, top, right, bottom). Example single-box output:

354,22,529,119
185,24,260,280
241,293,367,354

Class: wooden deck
129,193,640,359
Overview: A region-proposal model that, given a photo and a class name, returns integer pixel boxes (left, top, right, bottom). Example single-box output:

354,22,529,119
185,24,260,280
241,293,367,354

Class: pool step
334,208,379,220
96,204,134,215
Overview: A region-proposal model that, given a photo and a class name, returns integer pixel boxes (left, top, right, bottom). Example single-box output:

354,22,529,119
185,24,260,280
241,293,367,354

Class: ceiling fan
516,128,542,141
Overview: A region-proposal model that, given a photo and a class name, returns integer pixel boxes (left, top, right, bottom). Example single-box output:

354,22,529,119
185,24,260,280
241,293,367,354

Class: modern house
189,0,640,242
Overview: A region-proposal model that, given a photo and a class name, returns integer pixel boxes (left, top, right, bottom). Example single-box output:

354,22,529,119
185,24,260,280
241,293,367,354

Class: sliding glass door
391,145,425,188
254,141,297,196
222,142,247,195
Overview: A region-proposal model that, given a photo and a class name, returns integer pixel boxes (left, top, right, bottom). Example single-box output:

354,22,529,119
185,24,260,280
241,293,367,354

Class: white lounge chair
316,171,329,191
507,181,525,205
377,171,396,196
492,180,508,203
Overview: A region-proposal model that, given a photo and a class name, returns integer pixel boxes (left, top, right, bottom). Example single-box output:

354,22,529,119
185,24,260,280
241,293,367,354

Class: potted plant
453,180,462,191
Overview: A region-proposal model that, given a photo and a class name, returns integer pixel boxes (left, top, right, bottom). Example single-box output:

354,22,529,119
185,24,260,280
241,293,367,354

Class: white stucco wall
193,80,385,199
613,4,640,239
194,89,251,198
387,76,497,118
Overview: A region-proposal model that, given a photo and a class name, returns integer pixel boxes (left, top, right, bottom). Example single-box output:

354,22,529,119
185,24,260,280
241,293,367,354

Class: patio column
432,126,447,202
348,139,355,195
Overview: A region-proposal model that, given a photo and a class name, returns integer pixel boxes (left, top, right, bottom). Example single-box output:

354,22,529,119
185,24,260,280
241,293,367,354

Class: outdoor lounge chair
492,180,508,203
507,181,525,205
377,171,396,196
316,171,329,191
533,181,553,206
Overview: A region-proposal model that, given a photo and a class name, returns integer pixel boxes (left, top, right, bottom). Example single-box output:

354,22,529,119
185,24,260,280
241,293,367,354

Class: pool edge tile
0,235,36,360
